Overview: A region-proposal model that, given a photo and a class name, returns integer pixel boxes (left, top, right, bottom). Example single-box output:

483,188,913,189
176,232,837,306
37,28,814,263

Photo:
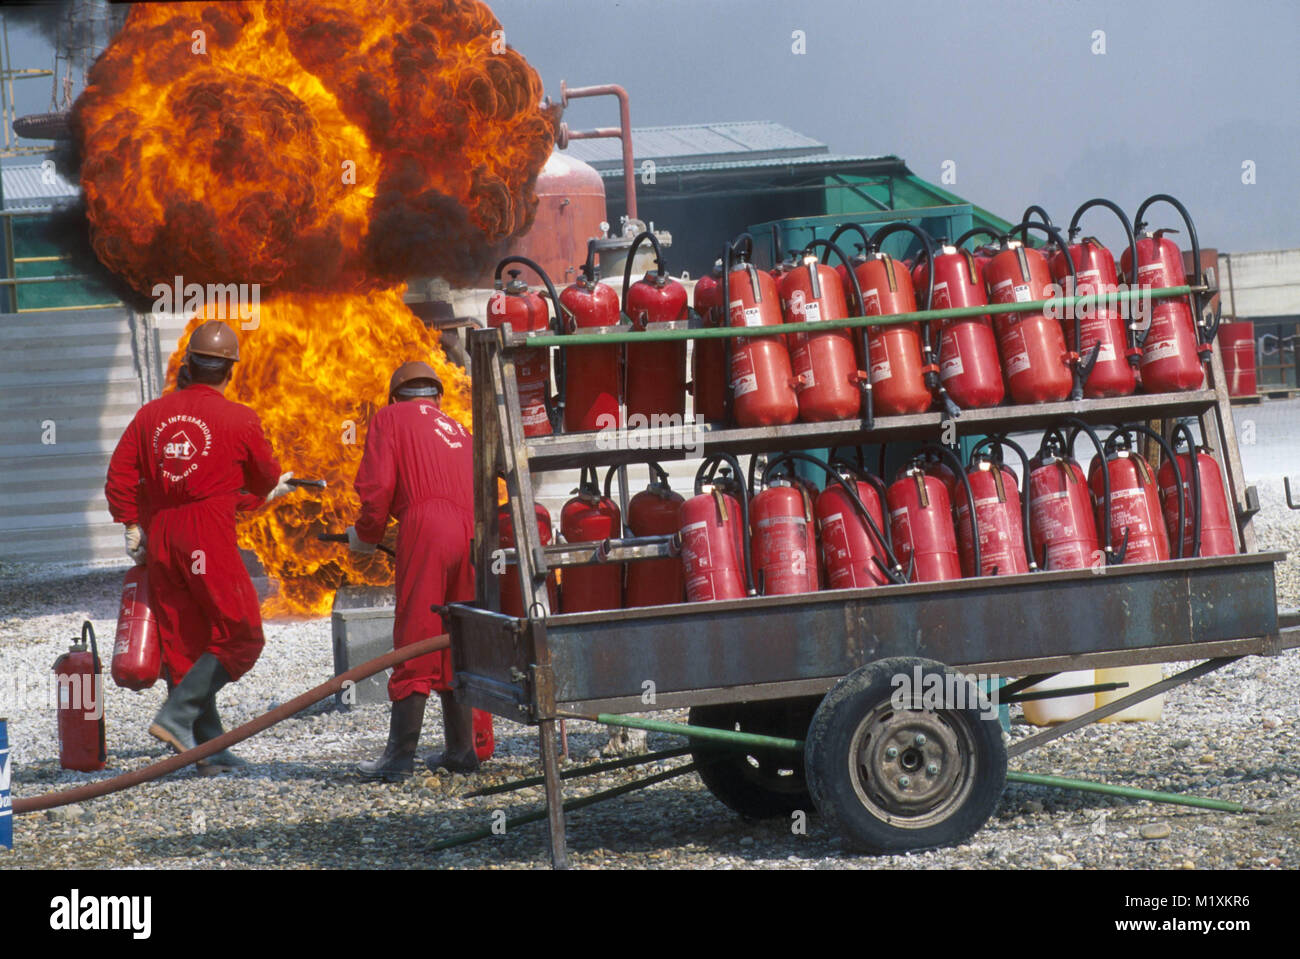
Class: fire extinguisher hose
12,634,450,816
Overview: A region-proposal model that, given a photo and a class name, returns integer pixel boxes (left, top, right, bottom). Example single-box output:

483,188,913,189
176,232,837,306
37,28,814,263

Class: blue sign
0,719,11,848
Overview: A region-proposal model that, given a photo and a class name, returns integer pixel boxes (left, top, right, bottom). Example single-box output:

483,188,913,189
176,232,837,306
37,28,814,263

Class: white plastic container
1021,670,1095,726
1095,665,1165,722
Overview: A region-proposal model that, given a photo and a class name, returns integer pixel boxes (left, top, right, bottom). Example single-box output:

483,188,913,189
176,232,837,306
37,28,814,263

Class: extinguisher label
990,278,1015,302
1080,314,1117,361
1075,269,1102,295
940,330,963,380
1137,262,1167,286
932,281,951,310
729,349,759,397
802,300,822,324
868,335,892,384
1013,283,1033,303
791,345,815,390
998,324,1031,377
862,288,881,315
680,520,712,571
730,300,765,328
1143,338,1180,363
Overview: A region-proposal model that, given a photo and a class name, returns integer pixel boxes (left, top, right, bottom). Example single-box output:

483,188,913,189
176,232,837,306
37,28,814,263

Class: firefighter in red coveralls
348,360,494,780
105,320,293,773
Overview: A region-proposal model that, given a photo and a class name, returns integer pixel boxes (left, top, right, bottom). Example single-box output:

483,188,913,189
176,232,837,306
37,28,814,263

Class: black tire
688,698,819,820
805,657,1006,854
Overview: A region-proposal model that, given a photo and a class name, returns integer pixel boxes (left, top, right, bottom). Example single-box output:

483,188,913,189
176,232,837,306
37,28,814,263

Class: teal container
749,204,976,268
1,719,11,848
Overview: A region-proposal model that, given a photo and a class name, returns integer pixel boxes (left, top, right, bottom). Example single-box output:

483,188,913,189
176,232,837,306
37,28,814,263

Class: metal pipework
557,81,637,222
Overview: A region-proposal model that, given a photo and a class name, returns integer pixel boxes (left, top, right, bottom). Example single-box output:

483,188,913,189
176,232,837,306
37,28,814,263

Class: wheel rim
847,702,976,829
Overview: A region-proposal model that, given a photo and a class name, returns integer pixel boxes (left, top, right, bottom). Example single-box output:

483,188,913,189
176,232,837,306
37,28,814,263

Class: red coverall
106,384,280,684
354,398,493,759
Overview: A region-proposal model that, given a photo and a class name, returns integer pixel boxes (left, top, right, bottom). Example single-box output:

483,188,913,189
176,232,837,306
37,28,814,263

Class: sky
2,0,1296,256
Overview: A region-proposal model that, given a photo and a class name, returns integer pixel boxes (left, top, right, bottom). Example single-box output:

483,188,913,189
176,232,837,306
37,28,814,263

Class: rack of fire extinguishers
439,192,1297,869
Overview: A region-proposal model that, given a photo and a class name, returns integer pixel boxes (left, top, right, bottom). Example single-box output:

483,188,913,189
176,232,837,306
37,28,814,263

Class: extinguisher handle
82,620,100,673
1018,205,1055,245
955,227,1001,250
621,230,667,316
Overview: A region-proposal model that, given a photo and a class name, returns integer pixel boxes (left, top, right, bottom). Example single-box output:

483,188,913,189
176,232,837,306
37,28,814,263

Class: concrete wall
1220,249,1300,318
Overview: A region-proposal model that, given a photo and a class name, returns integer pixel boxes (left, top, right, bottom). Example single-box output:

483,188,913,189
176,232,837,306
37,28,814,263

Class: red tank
487,271,552,436
1157,449,1236,558
954,458,1028,577
726,262,798,427
1050,239,1137,398
854,254,931,415
624,469,686,607
1122,231,1205,392
1088,451,1170,564
691,261,728,422
926,246,1005,410
559,272,622,432
887,466,961,582
1028,446,1099,571
750,481,819,595
985,242,1072,404
780,256,861,422
55,623,105,772
559,474,623,613
498,503,558,617
625,268,688,425
815,478,890,589
111,565,161,690
680,486,748,602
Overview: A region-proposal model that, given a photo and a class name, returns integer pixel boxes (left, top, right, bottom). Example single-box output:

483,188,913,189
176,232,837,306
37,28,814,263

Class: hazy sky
4,0,1296,255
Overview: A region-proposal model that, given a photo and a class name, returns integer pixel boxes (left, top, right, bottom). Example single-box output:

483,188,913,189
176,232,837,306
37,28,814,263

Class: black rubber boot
424,690,479,774
193,698,248,775
149,654,231,755
357,693,427,782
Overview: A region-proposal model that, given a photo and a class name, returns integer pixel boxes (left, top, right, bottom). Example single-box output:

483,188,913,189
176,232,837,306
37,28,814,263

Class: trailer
446,277,1294,869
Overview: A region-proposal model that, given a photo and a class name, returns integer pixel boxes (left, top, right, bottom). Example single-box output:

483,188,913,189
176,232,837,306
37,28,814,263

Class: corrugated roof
1,162,81,210
565,120,829,169
591,152,897,178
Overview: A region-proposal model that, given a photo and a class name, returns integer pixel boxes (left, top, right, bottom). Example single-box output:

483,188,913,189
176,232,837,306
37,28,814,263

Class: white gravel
1,480,1297,870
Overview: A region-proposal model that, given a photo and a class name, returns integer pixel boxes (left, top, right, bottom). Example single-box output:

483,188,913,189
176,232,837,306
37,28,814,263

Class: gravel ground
2,484,1297,871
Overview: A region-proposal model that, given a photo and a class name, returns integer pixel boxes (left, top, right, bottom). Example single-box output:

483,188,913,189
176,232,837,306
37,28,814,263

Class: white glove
124,524,147,565
346,525,377,554
266,471,295,502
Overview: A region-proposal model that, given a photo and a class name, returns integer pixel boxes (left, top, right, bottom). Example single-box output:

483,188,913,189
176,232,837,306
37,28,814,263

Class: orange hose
13,634,451,815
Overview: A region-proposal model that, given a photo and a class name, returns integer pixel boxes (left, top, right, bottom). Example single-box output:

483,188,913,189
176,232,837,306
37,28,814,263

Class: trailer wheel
688,698,818,820
806,657,1006,854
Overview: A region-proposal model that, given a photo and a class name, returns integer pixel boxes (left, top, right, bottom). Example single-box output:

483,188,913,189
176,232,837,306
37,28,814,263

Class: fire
73,0,554,615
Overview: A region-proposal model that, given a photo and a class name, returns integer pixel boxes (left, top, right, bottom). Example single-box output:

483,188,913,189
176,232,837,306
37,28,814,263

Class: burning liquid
74,1,554,615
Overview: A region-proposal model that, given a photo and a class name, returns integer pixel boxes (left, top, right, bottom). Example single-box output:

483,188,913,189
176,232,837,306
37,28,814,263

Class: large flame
74,0,554,615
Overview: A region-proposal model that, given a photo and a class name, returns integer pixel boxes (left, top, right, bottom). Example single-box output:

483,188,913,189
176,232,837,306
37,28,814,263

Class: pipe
465,745,692,798
14,634,451,815
560,81,636,221
518,285,1201,348
1006,771,1246,813
566,712,805,752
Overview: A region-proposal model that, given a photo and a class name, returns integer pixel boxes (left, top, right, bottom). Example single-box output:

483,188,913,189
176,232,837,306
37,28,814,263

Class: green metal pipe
1006,771,1246,813
521,286,1196,347
464,746,692,798
561,712,807,751
426,762,698,853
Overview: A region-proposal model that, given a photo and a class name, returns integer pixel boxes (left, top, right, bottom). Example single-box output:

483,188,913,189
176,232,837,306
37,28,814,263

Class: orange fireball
75,0,555,615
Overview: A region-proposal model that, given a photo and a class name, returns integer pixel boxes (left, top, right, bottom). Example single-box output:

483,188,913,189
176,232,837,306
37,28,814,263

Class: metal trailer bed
447,294,1293,869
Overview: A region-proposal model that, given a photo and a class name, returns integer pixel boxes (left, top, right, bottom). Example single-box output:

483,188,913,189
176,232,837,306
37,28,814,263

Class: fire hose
12,634,449,815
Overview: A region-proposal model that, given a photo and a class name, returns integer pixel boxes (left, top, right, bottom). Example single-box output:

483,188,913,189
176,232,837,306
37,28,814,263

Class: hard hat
388,360,443,402
187,320,240,361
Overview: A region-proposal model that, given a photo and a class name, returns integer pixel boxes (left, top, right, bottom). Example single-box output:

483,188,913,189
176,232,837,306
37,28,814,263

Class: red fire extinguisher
1052,198,1142,398
488,257,563,436
919,241,1006,410
886,446,973,583
559,239,623,432
749,460,820,596
954,436,1036,577
1027,419,1115,570
559,466,623,613
723,235,799,427
623,462,686,607
1158,423,1235,558
55,621,106,772
1088,425,1182,564
984,222,1078,404
779,239,868,423
623,231,688,425
1122,193,1216,393
691,259,728,423
110,564,160,690
680,453,754,601
497,502,558,618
